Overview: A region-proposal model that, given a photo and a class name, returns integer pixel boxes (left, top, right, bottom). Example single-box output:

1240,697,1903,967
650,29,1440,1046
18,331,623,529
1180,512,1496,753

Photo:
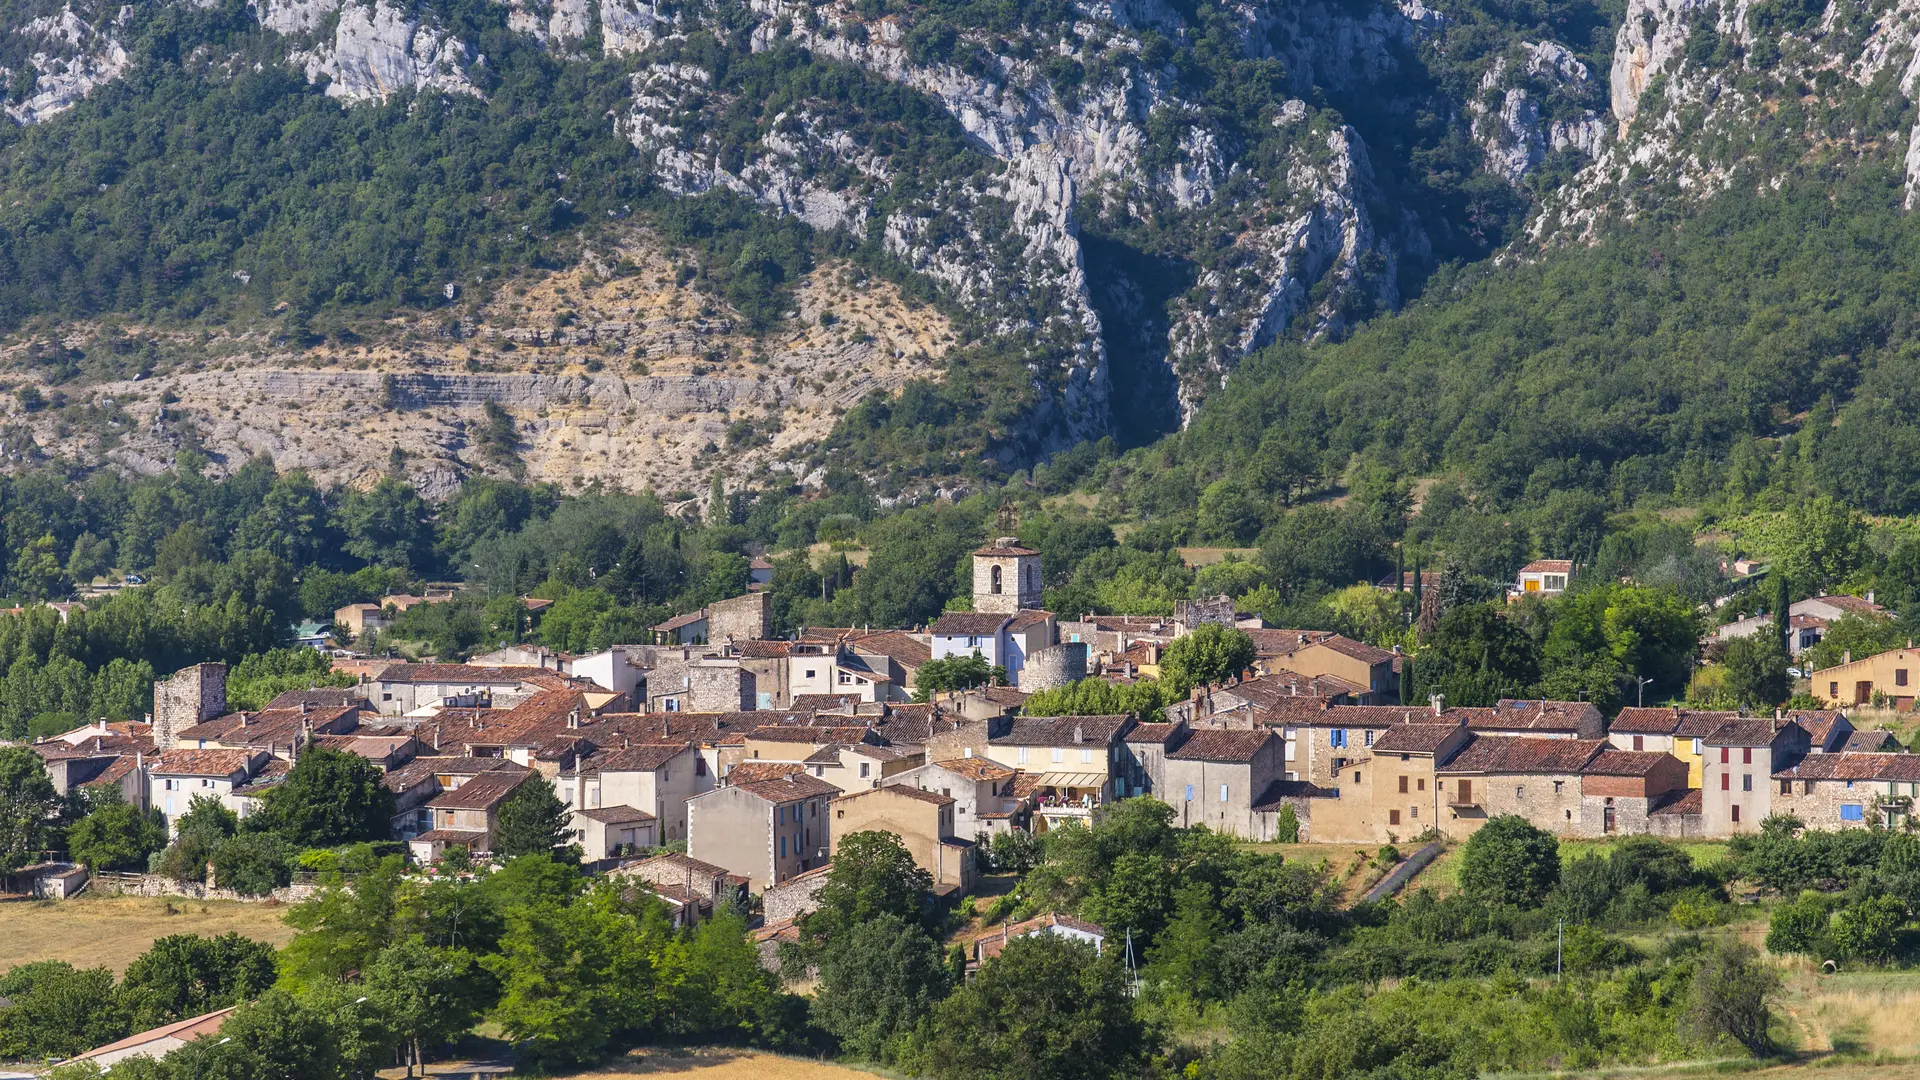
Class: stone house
1701,718,1812,835
1812,645,1920,709
893,757,1025,838
1119,721,1184,798
1771,751,1920,829
1579,749,1692,836
763,864,832,923
1607,707,1741,787
615,851,745,913
333,602,387,640
1161,729,1285,838
649,592,773,647
153,662,227,750
1262,634,1399,704
687,773,838,893
368,663,575,715
984,715,1133,832
572,805,658,862
1436,736,1605,837
1312,720,1472,844
408,768,534,862
831,784,976,892
149,749,268,833
802,741,925,793
1714,593,1888,657
559,741,708,843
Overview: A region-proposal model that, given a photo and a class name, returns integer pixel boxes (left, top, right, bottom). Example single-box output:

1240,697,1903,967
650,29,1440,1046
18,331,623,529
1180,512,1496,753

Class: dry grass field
0,895,296,974
549,1048,879,1080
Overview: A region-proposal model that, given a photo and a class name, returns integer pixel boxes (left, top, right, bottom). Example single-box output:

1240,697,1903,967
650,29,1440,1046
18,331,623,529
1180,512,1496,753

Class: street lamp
1635,675,1653,708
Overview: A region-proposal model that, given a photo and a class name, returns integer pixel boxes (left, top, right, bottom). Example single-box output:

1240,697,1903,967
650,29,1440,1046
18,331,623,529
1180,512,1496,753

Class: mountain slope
0,0,1625,484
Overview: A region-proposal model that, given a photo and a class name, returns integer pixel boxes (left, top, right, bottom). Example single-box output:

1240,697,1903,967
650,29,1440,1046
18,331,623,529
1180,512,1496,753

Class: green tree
155,794,240,883
120,933,278,1028
483,884,672,1071
1159,623,1257,697
1721,634,1793,709
158,988,345,1080
1764,891,1830,957
0,961,128,1061
810,831,934,929
364,939,496,1074
810,911,950,1061
339,477,434,574
1145,882,1226,1001
67,791,167,871
1778,498,1869,593
1458,815,1560,907
1683,942,1779,1055
248,747,395,848
492,775,572,859
930,932,1146,1080
0,745,60,871
1414,602,1541,706
1827,895,1907,964
224,648,355,711
209,832,290,896
914,653,1006,698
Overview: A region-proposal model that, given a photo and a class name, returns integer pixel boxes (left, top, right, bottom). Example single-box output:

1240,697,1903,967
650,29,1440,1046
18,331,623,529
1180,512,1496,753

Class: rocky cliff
21,0,1882,476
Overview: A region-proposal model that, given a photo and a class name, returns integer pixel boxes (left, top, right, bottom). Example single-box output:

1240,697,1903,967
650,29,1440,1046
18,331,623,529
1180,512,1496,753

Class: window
1731,805,1741,823
810,802,818,817
1831,681,1840,697
1081,749,1093,764
1219,784,1229,803
665,699,679,712
777,807,786,824
1742,748,1752,765
1364,730,1375,747
805,669,817,679
1901,669,1911,687
1330,729,1348,749
1841,803,1865,822
1780,778,1793,795
695,757,707,777
1399,775,1408,794
1805,780,1815,794
1409,805,1418,819
836,809,844,819
1845,779,1854,790
780,836,788,857
990,565,1002,594
1720,747,1730,764
1692,739,1703,755
1051,748,1064,763
1632,735,1644,751
1018,747,1028,764
1743,774,1753,792
1184,784,1195,802
1389,809,1401,825
1515,786,1524,799
1353,771,1362,783
859,763,870,779
1553,780,1564,794
1721,773,1730,791
1417,778,1426,791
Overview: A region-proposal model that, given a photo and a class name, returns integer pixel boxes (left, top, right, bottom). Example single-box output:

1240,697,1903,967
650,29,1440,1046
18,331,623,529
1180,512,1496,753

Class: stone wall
93,870,322,904
1175,595,1237,630
153,663,227,750
1017,642,1086,693
709,592,772,642
688,662,752,712
763,867,831,923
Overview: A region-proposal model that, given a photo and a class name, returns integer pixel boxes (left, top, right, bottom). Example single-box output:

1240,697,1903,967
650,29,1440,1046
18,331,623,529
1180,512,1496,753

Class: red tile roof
1441,737,1604,774
1583,749,1679,777
931,757,1016,780
1371,724,1463,754
1168,729,1275,762
731,774,841,801
931,612,1014,636
1520,559,1574,574
149,750,257,777
427,770,530,810
834,784,954,806
993,715,1131,746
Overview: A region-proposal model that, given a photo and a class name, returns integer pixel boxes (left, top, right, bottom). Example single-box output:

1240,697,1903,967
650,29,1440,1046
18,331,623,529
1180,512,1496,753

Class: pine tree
1772,570,1793,657
492,776,572,859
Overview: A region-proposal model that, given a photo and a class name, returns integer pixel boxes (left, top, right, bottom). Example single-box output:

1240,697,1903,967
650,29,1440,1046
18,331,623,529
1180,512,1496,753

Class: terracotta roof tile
834,784,953,806
931,612,1014,636
1371,723,1463,754
1442,737,1604,774
427,770,530,810
1583,749,1679,777
1167,729,1274,762
731,774,841,801
992,715,1131,746
931,757,1015,780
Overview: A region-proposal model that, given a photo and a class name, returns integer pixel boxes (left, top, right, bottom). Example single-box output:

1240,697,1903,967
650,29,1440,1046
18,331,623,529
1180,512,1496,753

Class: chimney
1431,693,1445,717
568,707,580,730
1074,724,1084,744
432,727,440,751
1845,650,1852,665
136,750,143,770
301,701,312,715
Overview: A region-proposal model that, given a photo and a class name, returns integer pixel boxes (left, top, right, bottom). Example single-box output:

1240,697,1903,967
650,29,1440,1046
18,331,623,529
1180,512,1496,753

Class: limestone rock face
1,5,131,125
295,0,483,101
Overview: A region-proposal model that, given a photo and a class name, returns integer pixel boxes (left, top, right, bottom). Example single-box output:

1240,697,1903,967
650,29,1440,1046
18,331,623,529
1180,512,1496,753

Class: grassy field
0,895,296,974
549,1048,878,1080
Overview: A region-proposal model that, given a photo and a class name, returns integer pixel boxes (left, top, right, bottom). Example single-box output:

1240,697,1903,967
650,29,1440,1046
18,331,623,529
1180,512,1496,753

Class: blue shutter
1841,804,1865,822
1184,784,1194,802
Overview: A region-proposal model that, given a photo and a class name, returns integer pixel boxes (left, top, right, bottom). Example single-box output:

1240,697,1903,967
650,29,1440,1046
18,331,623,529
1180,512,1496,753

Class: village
21,540,1920,907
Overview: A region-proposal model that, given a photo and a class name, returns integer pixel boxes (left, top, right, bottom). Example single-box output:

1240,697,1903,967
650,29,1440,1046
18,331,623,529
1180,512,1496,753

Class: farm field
0,895,296,974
